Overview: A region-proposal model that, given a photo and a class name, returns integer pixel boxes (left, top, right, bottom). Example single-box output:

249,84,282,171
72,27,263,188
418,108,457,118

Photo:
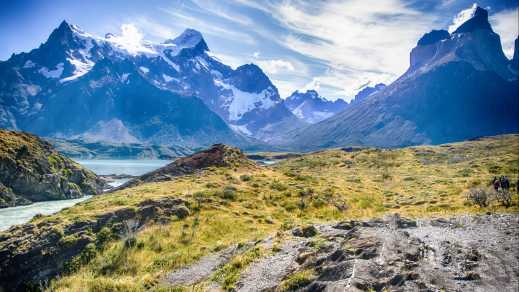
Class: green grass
211,246,263,290
279,269,316,291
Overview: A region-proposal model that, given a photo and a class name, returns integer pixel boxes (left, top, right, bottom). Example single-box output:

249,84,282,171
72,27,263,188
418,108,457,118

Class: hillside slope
0,134,517,290
0,130,104,208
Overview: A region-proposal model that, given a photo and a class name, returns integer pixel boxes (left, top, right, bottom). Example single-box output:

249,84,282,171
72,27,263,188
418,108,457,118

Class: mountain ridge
287,6,518,150
0,22,301,147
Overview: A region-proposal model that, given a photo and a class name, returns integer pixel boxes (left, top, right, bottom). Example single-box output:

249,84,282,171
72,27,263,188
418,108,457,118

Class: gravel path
163,244,243,286
236,240,306,292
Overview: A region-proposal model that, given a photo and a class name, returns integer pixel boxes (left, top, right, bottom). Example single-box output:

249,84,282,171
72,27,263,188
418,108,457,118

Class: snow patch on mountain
38,63,64,78
448,3,478,33
229,124,252,136
61,39,95,83
162,74,174,82
23,60,36,69
217,80,277,121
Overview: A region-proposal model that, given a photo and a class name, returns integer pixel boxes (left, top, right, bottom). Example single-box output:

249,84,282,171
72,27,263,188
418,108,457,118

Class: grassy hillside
11,135,519,291
0,130,104,207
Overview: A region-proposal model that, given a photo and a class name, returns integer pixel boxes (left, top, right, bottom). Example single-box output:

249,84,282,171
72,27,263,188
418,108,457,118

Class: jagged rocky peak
164,28,209,55
417,30,450,46
351,83,386,103
304,89,319,98
230,63,274,93
452,6,492,34
406,5,515,80
286,90,342,104
46,20,87,45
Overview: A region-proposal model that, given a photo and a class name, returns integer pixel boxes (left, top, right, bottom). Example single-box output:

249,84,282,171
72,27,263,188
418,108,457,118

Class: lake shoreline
0,159,171,231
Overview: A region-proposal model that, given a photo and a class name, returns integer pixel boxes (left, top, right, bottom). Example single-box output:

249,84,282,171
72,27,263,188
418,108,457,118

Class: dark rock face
417,29,450,46
453,7,492,34
117,144,253,189
0,130,104,208
0,197,190,291
17,58,244,148
230,64,273,93
349,83,386,105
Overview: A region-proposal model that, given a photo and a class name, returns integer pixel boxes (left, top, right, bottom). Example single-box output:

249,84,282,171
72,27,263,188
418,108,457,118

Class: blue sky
1,0,517,100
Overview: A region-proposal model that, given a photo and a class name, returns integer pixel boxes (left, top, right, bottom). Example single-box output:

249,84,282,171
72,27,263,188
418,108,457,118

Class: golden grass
47,135,519,291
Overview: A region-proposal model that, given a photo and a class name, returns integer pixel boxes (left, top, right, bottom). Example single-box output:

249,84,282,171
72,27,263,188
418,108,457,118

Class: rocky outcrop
159,214,519,291
0,197,191,291
117,144,254,190
0,130,105,208
274,214,519,291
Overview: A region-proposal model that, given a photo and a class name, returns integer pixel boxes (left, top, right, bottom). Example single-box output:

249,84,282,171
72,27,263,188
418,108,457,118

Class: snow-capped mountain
0,21,300,146
284,90,348,124
288,6,519,150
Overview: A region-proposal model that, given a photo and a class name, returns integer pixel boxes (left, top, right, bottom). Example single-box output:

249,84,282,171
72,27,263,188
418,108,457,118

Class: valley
0,3,518,292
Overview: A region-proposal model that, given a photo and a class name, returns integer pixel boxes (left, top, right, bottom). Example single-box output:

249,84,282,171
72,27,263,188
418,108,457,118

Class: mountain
0,130,104,208
288,6,519,150
284,90,348,124
49,138,193,159
350,83,386,104
0,21,299,147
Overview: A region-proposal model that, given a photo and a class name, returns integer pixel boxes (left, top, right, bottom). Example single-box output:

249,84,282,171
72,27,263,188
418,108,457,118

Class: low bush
222,186,237,201
495,190,512,208
271,180,288,191
466,187,491,208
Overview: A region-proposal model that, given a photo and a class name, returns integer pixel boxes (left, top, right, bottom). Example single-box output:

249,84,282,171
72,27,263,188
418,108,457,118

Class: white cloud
206,51,244,69
302,78,321,92
256,59,295,74
490,8,519,59
253,51,260,58
191,0,254,26
134,17,176,40
273,79,299,98
448,3,478,33
106,24,156,55
267,0,437,98
160,7,256,45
